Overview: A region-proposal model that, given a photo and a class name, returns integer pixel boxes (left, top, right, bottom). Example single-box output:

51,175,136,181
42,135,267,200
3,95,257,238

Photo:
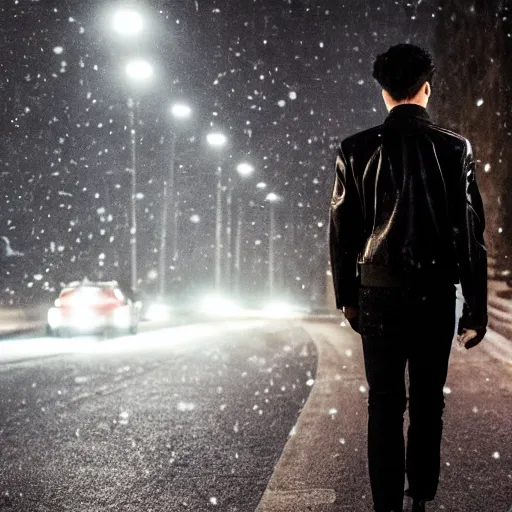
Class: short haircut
373,44,435,101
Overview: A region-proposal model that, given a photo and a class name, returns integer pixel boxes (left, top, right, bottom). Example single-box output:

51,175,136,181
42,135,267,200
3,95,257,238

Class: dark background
0,0,510,307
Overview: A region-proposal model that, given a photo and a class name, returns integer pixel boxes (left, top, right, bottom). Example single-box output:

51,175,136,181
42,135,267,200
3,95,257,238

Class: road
0,320,510,511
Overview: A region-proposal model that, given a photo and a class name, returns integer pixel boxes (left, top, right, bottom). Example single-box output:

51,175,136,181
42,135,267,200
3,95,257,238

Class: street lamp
159,102,192,299
227,163,255,293
125,59,154,81
125,58,153,292
266,192,281,298
112,9,143,36
207,133,227,147
207,132,227,291
236,162,255,177
171,104,192,119
109,8,150,294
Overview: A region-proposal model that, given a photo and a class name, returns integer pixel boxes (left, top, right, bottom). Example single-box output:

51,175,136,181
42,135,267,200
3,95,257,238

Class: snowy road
0,320,510,511
0,321,317,511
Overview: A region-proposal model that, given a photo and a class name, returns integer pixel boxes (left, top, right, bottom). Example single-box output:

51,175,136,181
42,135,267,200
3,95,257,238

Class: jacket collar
384,103,431,124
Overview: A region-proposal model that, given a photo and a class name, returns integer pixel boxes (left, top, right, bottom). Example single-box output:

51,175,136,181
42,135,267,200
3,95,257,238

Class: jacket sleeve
329,143,364,309
453,141,488,334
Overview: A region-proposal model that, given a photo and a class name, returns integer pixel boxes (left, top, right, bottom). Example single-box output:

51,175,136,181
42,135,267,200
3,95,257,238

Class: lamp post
159,103,192,299
123,58,153,292
112,9,143,36
231,163,255,294
111,8,147,292
207,132,227,291
266,192,280,298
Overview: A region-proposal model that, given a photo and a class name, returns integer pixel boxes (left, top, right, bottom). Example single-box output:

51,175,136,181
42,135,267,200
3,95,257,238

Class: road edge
255,321,360,512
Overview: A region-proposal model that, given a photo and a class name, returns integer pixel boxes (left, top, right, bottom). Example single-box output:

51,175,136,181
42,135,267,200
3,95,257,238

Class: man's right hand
457,327,485,349
457,302,487,349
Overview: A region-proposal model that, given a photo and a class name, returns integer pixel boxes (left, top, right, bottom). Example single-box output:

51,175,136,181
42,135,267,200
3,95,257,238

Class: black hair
373,44,435,101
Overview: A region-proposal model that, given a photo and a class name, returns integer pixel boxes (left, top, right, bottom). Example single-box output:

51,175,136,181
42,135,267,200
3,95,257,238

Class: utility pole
128,97,138,292
159,131,177,298
206,133,227,292
266,192,280,298
234,199,243,296
269,201,276,297
225,182,233,289
215,165,223,291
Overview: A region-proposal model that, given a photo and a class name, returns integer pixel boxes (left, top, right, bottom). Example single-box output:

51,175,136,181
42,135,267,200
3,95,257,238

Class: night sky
0,0,484,307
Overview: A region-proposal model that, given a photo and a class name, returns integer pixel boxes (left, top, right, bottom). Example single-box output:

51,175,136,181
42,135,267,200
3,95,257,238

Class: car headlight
146,303,172,322
47,308,62,328
113,307,131,328
200,295,243,317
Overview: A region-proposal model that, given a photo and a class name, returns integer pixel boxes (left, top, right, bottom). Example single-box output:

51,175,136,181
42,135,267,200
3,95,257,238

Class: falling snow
0,0,509,328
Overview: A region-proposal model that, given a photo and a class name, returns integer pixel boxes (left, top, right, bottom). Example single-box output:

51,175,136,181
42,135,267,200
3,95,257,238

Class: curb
255,321,367,511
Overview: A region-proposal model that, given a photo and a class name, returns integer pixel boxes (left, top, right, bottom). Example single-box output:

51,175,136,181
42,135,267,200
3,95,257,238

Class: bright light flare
113,10,143,36
112,306,132,328
266,192,280,203
0,322,268,365
237,163,254,177
263,301,301,318
125,59,153,81
200,294,243,317
146,303,173,322
171,103,192,119
47,308,62,329
207,133,227,147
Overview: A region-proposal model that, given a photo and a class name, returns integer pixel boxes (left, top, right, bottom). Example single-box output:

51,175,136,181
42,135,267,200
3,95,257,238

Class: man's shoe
411,499,426,512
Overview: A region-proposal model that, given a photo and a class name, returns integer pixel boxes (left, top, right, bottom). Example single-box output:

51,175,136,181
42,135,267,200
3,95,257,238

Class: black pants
358,283,456,512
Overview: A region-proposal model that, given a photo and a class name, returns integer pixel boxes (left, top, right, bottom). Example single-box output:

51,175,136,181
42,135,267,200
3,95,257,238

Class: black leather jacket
329,104,487,334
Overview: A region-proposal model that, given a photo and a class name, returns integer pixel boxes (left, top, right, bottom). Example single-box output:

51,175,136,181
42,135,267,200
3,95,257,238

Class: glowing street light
266,192,280,203
256,182,267,190
109,8,151,293
207,132,227,147
125,59,153,81
112,9,143,36
171,103,192,119
236,162,255,178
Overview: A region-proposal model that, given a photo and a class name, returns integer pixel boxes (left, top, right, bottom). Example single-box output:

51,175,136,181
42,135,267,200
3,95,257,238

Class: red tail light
57,288,122,310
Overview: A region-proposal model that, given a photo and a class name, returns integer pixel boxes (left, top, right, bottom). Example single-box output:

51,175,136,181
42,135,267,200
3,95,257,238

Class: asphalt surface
259,322,512,512
0,321,317,511
0,320,511,512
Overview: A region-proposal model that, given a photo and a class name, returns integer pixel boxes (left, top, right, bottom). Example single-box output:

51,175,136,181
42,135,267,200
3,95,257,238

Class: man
329,44,487,512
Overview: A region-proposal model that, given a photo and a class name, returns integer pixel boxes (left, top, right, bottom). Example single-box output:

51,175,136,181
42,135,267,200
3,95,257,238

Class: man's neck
387,100,428,112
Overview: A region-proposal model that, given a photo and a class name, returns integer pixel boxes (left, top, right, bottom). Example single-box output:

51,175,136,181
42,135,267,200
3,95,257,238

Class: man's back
346,104,470,273
330,103,487,335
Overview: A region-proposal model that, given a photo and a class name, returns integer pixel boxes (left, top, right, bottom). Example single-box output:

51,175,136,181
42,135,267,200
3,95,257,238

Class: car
46,279,141,337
